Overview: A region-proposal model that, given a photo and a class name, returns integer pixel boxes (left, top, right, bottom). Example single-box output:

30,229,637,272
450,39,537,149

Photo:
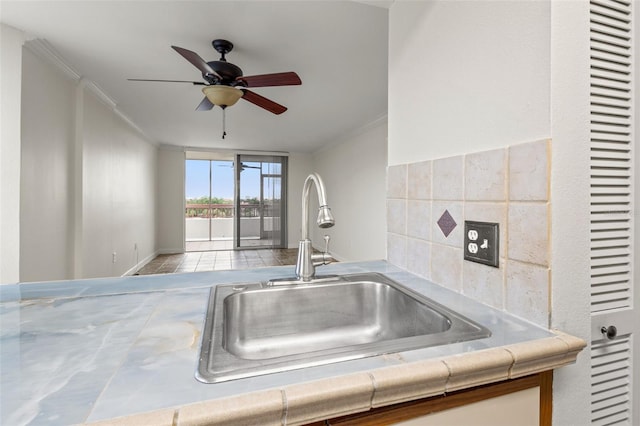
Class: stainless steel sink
196,272,491,383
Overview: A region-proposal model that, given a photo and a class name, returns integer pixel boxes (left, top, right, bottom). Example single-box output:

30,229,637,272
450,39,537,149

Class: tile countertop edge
84,332,586,426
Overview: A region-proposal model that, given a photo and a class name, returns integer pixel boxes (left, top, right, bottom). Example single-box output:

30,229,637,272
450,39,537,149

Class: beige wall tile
387,199,407,235
408,160,432,200
407,200,431,240
371,359,450,407
462,259,505,310
283,373,373,425
177,390,283,426
387,164,407,199
510,139,549,201
431,244,463,292
432,201,463,248
387,233,407,269
465,148,507,201
443,348,513,392
388,139,552,327
505,260,550,328
508,203,549,266
432,155,464,200
406,238,431,279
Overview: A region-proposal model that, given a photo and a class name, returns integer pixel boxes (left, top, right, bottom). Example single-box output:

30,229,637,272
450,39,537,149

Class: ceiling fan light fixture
202,85,243,107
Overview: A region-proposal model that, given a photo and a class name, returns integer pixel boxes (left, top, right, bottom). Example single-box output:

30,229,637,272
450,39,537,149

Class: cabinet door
325,372,551,426
395,387,539,426
587,0,636,424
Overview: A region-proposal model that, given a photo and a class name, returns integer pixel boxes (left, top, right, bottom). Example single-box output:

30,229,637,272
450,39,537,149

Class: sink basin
196,273,491,383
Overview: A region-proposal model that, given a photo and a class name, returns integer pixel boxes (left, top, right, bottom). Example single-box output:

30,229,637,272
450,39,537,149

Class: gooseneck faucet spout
296,173,335,281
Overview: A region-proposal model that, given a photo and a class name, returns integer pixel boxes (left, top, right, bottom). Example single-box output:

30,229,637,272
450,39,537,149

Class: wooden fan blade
241,90,287,115
128,78,205,85
196,97,215,111
237,72,301,88
171,46,221,79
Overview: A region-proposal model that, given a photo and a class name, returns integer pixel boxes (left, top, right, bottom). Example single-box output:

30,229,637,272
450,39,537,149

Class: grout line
504,146,510,311
367,372,378,407
503,347,517,379
280,389,288,426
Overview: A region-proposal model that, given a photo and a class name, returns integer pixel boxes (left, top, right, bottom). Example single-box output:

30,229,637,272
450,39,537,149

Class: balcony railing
185,203,261,218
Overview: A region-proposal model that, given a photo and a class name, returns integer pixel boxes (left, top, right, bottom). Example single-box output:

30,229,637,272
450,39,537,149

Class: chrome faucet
295,173,335,281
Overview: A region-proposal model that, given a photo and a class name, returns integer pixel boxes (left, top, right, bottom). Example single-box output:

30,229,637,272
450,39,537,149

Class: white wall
157,147,185,253
82,91,157,278
19,46,75,282
0,24,24,284
388,1,590,424
287,152,313,248
388,0,550,165
311,118,387,261
13,38,158,282
548,2,592,425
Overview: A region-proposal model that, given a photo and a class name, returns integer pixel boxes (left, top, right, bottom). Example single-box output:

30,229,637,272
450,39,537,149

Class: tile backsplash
386,139,551,327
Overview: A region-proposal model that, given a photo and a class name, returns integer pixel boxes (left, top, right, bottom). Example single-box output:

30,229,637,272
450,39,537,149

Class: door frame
234,153,287,250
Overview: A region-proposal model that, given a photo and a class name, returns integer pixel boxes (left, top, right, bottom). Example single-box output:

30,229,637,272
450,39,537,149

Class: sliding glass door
185,152,287,251
235,154,287,249
185,158,235,251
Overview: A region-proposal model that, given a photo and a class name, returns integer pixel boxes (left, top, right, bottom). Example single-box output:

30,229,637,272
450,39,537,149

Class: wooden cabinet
310,371,552,426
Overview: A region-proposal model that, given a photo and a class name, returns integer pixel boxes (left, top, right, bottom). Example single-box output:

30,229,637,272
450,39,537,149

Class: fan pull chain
222,107,227,139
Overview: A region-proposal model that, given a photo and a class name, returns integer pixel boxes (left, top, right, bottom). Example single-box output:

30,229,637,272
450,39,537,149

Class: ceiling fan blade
128,78,205,85
171,46,221,79
237,72,301,88
241,90,287,115
196,97,215,111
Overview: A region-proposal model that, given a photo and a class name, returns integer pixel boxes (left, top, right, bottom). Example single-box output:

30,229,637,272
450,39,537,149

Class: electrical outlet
464,221,499,267
112,252,117,263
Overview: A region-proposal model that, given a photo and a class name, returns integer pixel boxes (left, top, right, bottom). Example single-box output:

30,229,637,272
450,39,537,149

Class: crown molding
83,80,117,109
24,39,157,146
24,39,81,81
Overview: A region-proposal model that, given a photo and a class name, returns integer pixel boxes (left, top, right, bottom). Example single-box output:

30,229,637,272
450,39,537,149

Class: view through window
185,154,287,251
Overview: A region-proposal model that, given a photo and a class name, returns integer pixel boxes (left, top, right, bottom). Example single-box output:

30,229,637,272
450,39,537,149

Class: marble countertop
0,261,583,425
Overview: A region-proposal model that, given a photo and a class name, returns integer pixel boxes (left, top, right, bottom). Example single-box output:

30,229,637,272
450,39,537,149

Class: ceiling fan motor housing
206,61,244,85
205,39,245,86
212,39,233,56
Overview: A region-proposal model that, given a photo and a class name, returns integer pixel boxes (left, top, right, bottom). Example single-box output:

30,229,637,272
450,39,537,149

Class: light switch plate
464,221,499,267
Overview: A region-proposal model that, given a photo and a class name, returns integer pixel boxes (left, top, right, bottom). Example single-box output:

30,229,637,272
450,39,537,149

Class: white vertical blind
591,336,633,424
589,0,634,313
589,0,634,424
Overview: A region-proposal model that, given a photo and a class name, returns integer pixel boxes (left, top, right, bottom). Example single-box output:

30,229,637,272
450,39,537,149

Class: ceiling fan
129,39,301,116
217,161,261,171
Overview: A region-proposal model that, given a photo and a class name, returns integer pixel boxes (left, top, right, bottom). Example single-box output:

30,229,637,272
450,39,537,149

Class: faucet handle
310,235,333,268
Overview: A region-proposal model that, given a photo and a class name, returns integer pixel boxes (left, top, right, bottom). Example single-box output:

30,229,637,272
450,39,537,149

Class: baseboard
157,248,186,255
122,250,157,277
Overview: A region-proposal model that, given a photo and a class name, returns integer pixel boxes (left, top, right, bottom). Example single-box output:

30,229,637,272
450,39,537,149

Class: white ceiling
1,1,389,153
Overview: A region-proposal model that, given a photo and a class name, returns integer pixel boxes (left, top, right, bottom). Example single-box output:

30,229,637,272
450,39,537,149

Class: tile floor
185,239,279,252
135,248,300,275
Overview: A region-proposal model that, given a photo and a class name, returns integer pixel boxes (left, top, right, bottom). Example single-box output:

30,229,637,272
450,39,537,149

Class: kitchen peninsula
0,261,585,425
